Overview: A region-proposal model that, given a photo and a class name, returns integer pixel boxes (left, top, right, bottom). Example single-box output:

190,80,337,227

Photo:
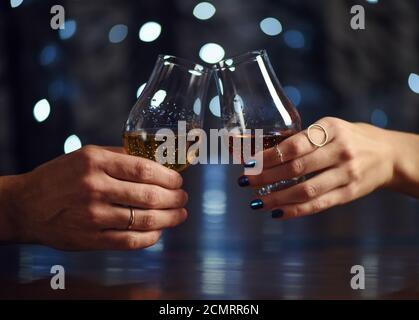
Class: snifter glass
214,50,302,195
123,55,212,172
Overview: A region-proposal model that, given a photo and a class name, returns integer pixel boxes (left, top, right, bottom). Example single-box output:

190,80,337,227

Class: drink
227,129,297,162
122,131,194,172
227,129,301,196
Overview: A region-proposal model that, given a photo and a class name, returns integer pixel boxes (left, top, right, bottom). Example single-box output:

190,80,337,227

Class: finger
259,167,351,209
98,206,188,231
262,118,336,169
102,146,127,154
247,143,340,186
101,149,183,189
105,180,188,209
273,185,356,220
97,230,162,250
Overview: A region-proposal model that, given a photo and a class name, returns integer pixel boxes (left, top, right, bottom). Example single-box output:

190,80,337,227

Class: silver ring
275,145,284,163
307,123,329,147
127,207,135,230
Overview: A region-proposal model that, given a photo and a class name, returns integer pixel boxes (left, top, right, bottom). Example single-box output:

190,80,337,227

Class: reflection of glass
214,50,302,195
123,55,211,172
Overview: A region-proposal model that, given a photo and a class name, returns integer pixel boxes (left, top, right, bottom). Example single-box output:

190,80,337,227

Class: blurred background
0,0,419,299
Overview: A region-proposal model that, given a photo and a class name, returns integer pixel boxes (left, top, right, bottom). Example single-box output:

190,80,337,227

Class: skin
0,145,188,250
244,117,419,219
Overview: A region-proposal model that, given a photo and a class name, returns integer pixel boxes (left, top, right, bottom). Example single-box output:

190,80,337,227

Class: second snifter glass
123,55,212,172
214,50,302,196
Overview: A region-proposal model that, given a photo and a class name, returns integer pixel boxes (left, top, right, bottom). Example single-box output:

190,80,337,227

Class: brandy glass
123,55,212,172
214,50,302,195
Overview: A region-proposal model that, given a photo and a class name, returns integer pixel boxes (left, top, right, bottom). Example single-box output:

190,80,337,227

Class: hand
1,146,188,250
243,117,398,219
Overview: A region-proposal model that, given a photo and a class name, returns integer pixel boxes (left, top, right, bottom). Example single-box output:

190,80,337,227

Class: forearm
0,175,20,242
387,130,419,197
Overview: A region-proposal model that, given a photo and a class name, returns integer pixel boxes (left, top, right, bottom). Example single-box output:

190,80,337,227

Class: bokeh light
366,0,379,3
284,30,305,49
59,20,77,40
39,45,57,66
371,109,388,128
108,24,128,44
199,43,225,64
10,0,24,8
64,135,82,154
139,22,162,42
33,99,51,123
408,73,419,94
193,2,216,20
260,17,282,36
284,86,302,107
48,79,66,101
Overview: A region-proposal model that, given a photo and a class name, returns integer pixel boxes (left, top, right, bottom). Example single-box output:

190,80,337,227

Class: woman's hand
240,117,414,219
0,145,188,250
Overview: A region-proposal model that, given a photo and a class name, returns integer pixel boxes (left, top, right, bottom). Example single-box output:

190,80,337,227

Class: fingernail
237,175,250,187
244,160,256,168
250,199,264,210
271,209,284,219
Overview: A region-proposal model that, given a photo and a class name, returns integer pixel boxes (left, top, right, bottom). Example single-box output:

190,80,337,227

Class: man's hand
0,145,188,250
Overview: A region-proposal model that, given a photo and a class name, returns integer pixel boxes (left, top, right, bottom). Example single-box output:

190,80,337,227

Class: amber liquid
228,130,296,162
122,131,194,172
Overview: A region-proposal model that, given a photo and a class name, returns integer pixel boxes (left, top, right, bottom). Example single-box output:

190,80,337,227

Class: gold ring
127,207,135,230
275,145,284,163
307,123,329,147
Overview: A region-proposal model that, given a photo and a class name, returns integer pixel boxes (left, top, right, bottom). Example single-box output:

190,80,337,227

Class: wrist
0,175,22,242
384,130,419,196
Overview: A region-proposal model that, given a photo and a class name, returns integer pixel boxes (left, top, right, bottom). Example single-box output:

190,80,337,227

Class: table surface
1,165,419,299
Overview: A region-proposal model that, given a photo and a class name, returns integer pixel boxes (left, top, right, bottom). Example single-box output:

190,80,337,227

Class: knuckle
79,145,100,168
289,158,305,176
340,143,356,161
80,176,102,198
125,235,142,250
139,214,155,229
85,204,101,226
301,184,318,200
138,161,154,182
288,140,303,157
346,162,360,180
147,231,162,246
321,116,341,129
312,198,328,213
288,206,302,218
142,188,160,206
345,184,357,199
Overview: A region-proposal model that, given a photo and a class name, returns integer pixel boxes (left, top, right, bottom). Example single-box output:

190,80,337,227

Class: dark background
0,0,418,299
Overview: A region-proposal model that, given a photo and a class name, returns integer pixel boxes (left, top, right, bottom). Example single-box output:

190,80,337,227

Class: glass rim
157,54,212,74
214,49,268,71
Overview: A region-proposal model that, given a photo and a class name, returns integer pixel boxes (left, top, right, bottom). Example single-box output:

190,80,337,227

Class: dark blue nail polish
238,175,250,187
250,199,264,210
272,209,284,219
244,160,256,168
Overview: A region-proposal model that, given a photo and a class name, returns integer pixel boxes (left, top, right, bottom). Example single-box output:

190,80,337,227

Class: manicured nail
237,175,250,187
272,209,284,219
250,199,264,210
244,160,256,168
